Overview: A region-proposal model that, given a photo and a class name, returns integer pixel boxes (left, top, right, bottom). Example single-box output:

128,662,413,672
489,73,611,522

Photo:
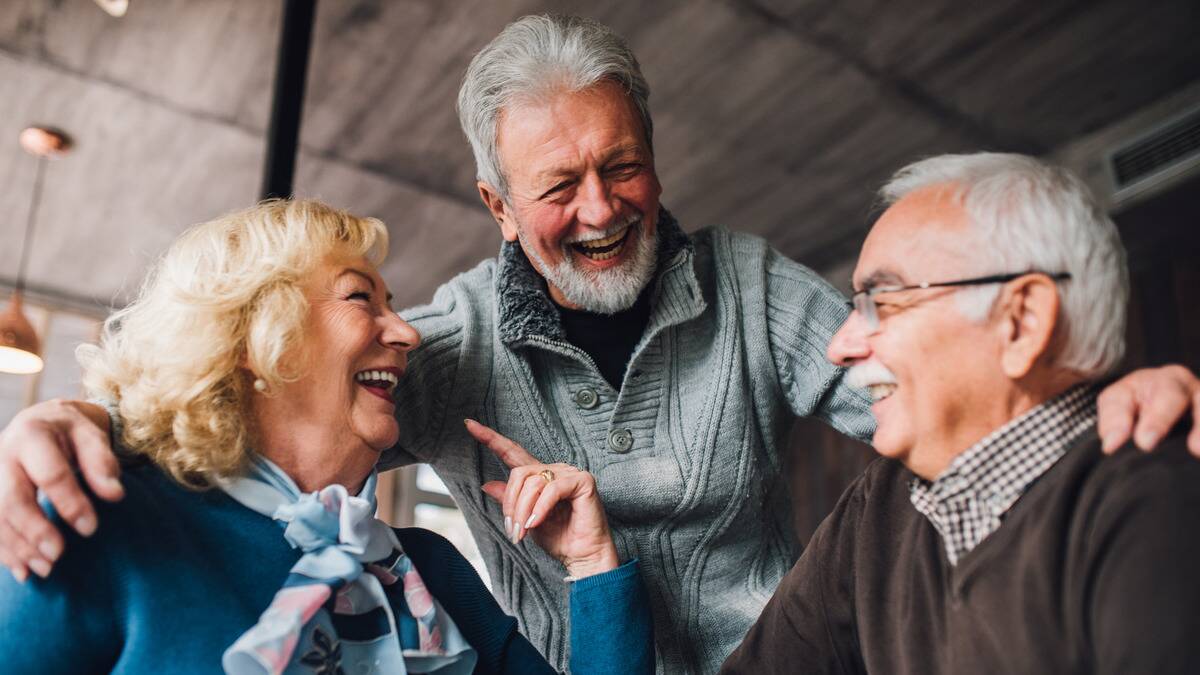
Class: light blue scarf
216,455,477,675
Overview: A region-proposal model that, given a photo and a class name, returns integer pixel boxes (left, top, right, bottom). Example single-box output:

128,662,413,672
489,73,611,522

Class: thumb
481,481,506,502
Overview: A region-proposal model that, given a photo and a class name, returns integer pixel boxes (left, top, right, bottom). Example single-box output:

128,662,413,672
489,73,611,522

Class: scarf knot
217,456,476,675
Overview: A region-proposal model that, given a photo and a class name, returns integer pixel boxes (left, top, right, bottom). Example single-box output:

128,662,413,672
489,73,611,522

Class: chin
360,419,400,453
870,430,910,463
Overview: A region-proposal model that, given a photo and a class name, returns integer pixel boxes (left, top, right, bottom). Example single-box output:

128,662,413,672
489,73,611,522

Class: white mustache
846,361,897,390
565,213,640,244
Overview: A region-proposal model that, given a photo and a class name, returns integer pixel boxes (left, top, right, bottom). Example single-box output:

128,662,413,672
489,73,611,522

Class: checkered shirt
909,383,1100,566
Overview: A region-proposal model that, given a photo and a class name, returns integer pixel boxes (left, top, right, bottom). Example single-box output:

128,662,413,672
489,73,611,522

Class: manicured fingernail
511,523,522,545
525,514,537,529
504,516,512,536
1102,433,1120,452
12,567,27,583
103,477,124,494
29,558,51,578
38,540,61,562
75,515,97,537
1135,429,1159,450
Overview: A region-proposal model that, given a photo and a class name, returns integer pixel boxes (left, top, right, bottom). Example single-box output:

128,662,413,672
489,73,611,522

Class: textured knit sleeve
762,247,875,442
0,506,121,672
720,466,872,674
568,558,654,674
1084,438,1200,674
383,268,485,470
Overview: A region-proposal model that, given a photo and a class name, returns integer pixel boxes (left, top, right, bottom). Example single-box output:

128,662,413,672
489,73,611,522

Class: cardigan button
608,428,634,453
574,387,600,409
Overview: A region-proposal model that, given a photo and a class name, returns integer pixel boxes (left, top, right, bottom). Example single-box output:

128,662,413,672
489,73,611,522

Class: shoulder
401,257,496,325
53,460,189,535
696,225,847,309
1075,431,1200,515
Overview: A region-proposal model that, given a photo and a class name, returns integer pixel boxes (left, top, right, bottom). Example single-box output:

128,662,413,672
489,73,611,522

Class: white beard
518,214,658,315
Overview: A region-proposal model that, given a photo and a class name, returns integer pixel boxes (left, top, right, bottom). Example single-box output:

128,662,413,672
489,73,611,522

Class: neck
250,400,376,495
911,375,1081,480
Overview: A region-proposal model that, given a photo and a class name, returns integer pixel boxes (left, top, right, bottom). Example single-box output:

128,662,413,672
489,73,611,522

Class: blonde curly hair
78,199,389,488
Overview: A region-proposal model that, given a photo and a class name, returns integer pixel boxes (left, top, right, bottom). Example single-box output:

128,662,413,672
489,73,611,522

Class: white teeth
576,226,629,249
355,369,399,392
867,383,897,402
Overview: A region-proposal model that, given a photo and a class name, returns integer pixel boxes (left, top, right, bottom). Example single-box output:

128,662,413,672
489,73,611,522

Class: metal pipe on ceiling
261,0,317,200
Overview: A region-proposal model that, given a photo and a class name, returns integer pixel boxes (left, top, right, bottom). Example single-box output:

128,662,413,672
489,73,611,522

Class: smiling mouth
571,225,632,261
867,383,897,402
354,369,400,402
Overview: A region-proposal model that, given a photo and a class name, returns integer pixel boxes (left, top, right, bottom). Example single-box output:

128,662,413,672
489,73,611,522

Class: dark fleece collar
495,206,692,346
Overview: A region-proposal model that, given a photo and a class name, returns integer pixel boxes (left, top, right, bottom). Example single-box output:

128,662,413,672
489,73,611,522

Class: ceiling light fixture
0,127,72,375
93,0,129,18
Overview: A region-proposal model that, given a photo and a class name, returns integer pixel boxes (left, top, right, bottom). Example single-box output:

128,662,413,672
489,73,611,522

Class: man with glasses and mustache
722,153,1200,674
2,17,1199,674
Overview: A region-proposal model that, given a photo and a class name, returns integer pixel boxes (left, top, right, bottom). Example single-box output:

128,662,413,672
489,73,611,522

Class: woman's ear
477,182,518,242
997,274,1061,379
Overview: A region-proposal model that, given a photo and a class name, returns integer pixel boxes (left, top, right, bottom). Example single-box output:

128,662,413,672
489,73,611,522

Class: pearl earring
253,378,267,392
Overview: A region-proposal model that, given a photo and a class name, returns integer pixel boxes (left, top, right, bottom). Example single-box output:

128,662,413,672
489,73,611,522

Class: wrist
563,544,620,579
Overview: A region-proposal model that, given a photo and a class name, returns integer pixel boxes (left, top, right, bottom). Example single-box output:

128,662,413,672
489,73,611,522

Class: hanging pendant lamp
0,127,71,375
94,0,129,18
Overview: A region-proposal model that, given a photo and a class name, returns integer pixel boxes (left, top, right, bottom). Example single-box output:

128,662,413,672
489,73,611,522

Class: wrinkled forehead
853,184,976,289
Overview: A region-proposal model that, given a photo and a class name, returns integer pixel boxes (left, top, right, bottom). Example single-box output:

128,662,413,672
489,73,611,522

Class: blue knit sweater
0,461,653,674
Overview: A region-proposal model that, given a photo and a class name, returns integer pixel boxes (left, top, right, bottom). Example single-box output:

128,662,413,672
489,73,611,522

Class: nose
827,309,872,367
574,172,618,228
380,312,421,355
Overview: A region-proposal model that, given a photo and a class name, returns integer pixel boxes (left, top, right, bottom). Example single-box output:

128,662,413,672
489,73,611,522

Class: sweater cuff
567,557,639,590
88,397,123,449
568,558,653,674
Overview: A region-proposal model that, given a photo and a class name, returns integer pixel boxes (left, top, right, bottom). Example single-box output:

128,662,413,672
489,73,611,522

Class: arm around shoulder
760,247,875,442
385,272,486,470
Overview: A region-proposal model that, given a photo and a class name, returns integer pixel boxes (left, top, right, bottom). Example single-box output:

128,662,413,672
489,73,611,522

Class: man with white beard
1,16,1199,675
722,153,1200,674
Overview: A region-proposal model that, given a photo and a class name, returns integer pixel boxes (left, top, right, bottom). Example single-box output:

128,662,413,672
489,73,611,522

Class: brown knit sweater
721,431,1200,674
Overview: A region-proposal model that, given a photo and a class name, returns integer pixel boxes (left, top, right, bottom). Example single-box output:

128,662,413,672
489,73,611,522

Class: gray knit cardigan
386,208,875,673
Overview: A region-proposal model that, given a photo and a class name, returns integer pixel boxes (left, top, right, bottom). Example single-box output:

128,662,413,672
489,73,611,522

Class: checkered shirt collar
909,383,1100,566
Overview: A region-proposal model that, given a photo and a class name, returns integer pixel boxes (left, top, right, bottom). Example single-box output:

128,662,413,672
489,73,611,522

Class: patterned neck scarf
216,455,477,675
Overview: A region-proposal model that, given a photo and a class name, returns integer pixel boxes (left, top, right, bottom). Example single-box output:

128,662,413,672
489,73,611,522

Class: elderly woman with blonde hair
0,200,652,674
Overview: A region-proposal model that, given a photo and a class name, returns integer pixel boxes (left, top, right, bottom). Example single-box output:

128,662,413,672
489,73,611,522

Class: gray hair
456,14,653,197
880,153,1129,378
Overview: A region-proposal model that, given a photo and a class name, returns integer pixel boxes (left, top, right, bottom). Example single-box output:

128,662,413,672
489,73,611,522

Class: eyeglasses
850,271,1071,334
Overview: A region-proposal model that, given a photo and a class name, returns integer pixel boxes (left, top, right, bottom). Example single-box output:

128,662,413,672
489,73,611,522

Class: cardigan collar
495,206,702,348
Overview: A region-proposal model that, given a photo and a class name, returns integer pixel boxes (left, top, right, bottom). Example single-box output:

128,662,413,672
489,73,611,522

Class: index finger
1096,385,1135,453
464,419,538,468
19,437,97,537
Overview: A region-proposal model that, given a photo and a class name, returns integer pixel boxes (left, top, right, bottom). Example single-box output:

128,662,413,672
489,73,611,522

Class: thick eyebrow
855,269,907,292
532,144,647,187
340,269,393,304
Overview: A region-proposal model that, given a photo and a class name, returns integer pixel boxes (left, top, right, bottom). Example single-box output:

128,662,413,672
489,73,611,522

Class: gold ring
539,469,555,483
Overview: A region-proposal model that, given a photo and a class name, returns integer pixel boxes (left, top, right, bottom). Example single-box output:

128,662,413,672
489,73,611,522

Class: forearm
568,559,653,675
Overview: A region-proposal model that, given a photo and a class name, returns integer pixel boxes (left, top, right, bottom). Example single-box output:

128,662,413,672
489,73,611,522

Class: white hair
457,14,653,197
880,152,1129,378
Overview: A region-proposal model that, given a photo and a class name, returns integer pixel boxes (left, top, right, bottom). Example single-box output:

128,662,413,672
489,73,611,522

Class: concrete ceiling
2,0,1198,313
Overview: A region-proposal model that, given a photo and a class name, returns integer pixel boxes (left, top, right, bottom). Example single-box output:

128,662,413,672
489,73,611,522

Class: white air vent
1106,104,1200,203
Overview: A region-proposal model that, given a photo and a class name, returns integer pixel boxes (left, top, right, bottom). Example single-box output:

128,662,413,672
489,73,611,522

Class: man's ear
478,182,518,242
997,274,1061,379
